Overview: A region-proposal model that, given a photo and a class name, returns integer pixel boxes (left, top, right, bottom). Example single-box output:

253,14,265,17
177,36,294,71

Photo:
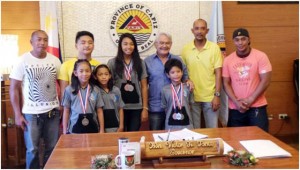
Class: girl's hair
92,64,114,91
164,58,183,74
71,59,93,95
115,33,142,81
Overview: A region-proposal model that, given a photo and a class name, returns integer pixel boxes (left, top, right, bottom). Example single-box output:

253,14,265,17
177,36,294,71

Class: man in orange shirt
222,28,272,132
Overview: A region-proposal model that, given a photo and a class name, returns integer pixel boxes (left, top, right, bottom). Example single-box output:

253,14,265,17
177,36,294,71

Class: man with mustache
181,19,223,129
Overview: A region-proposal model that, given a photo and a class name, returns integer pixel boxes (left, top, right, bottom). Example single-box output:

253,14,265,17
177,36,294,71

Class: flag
39,1,61,62
207,1,229,127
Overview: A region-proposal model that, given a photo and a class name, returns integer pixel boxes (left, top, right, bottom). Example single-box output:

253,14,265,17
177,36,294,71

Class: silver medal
175,113,182,120
82,117,89,126
180,113,185,120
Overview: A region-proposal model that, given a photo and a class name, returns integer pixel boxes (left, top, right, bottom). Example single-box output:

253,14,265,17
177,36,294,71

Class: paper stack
240,140,292,158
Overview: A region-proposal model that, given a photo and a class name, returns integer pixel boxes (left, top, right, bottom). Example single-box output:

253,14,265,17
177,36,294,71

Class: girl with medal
107,33,148,132
62,59,105,134
161,59,194,130
92,64,125,133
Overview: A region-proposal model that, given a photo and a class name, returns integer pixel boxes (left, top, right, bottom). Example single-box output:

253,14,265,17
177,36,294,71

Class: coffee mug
115,151,135,169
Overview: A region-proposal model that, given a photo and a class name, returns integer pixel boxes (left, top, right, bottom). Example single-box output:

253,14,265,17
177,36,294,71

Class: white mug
115,151,135,169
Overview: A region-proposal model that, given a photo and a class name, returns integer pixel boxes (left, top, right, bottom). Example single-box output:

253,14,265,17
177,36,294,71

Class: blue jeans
149,111,166,130
124,109,142,132
191,102,219,128
227,105,269,132
23,109,60,168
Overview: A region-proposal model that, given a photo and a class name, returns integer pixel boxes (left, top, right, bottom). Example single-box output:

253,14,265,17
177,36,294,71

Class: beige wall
1,1,299,136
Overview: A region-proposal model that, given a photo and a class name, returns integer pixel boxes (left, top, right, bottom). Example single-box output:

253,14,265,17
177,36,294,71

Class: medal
82,117,89,126
180,113,185,120
175,113,182,120
127,84,134,92
124,83,134,92
78,85,90,122
171,83,183,121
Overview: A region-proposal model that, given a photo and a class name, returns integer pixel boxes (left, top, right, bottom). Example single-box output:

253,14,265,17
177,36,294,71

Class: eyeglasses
157,41,171,46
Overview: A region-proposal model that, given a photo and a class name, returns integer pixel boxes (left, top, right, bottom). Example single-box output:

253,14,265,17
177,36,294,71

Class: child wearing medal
161,58,194,130
62,59,105,134
92,64,125,133
107,33,148,132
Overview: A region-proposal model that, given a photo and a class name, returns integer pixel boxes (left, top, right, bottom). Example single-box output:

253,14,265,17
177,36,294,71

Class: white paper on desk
153,128,208,142
240,140,292,158
121,142,141,164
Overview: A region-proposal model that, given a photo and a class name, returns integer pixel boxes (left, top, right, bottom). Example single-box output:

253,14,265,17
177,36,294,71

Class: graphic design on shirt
26,64,57,103
233,62,252,86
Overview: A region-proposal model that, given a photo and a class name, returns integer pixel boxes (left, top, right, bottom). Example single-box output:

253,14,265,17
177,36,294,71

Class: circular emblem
110,3,159,52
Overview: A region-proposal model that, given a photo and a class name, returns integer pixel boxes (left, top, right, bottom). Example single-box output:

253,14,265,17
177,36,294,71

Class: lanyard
170,83,183,110
78,84,90,114
124,63,132,81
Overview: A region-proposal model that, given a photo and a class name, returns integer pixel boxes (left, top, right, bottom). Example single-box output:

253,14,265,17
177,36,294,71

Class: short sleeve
96,90,104,108
61,86,72,108
54,58,62,76
141,60,148,79
58,62,69,81
9,58,24,81
213,45,223,69
258,53,272,74
222,57,230,77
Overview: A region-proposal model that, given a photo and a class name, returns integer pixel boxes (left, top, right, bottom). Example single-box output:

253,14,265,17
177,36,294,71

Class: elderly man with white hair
144,32,194,130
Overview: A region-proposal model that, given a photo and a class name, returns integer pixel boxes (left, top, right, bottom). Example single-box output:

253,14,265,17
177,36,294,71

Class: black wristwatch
214,92,221,97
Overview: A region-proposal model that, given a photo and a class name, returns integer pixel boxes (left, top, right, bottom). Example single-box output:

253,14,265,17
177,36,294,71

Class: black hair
71,59,93,95
92,64,114,91
75,31,94,43
114,33,142,81
164,58,183,74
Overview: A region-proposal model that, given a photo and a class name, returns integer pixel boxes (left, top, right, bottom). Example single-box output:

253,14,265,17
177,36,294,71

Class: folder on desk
153,128,208,142
240,140,292,158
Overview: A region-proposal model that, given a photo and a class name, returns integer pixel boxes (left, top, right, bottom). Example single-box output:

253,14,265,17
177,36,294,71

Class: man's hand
211,96,221,111
15,115,28,131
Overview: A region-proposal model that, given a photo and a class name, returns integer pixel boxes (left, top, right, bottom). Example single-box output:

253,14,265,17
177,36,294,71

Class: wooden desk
44,126,299,169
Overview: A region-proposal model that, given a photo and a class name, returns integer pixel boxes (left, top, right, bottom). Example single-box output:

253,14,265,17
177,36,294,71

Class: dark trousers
149,111,166,130
227,105,269,132
124,109,142,131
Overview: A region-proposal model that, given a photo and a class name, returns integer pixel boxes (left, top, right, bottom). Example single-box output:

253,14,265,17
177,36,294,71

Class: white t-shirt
9,52,61,114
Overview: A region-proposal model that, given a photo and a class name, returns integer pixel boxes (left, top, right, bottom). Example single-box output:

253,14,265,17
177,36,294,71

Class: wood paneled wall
1,1,40,56
223,2,299,135
1,1,298,136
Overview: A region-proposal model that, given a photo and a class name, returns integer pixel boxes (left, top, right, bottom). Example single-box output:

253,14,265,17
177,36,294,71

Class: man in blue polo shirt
144,32,193,130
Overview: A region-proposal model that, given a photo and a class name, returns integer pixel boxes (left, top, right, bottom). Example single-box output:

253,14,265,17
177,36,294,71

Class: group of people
9,18,272,168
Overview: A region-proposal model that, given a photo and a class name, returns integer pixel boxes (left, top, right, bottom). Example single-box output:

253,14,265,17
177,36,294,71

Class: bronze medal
127,84,134,92
172,113,177,120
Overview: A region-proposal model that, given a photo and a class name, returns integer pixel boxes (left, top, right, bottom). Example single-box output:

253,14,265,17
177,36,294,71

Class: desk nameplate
141,138,224,159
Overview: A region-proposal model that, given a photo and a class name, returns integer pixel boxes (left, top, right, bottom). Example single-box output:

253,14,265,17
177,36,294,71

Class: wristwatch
214,92,221,97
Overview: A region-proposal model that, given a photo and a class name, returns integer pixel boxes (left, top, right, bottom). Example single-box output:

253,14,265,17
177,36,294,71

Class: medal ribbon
78,84,90,114
124,63,132,81
170,83,183,111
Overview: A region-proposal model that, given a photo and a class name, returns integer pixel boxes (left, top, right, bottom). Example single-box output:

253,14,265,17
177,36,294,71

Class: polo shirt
181,40,222,102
